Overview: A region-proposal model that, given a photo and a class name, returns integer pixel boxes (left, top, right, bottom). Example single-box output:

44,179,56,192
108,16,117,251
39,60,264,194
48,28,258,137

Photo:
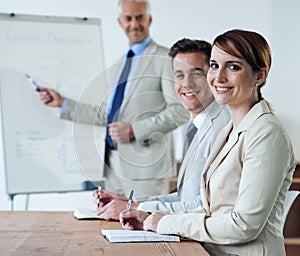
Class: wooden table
0,211,210,256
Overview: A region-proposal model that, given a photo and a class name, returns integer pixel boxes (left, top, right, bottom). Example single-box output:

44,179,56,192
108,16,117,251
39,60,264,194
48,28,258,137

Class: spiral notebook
101,229,180,243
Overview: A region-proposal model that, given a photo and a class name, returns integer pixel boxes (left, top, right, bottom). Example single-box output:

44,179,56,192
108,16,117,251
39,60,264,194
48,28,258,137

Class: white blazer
157,100,296,256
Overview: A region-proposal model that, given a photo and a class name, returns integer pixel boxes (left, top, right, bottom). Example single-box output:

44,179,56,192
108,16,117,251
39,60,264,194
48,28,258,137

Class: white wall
0,0,299,211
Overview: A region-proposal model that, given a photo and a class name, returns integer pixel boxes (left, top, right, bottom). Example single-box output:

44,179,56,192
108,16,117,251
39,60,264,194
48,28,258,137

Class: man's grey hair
117,0,151,18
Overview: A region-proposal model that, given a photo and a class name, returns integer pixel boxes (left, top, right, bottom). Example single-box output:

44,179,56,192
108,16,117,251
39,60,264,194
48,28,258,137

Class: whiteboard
0,13,106,195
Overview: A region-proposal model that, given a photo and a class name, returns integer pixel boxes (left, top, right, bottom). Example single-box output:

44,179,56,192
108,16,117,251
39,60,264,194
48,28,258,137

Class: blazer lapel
122,41,157,104
204,101,271,184
202,122,236,184
177,120,211,189
178,102,227,188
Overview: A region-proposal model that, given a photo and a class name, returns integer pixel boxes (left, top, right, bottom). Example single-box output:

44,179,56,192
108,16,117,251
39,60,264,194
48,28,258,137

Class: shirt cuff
60,98,67,112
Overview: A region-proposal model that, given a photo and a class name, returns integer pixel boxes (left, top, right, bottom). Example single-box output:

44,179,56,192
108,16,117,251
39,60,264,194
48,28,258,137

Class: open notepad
101,229,180,243
73,208,104,220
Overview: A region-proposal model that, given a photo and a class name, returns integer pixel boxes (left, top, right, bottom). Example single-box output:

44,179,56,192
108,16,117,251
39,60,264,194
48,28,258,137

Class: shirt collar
191,101,215,129
128,37,151,57
192,112,206,130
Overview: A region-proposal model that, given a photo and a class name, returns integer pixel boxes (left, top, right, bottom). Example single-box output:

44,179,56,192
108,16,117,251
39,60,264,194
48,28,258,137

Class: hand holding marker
25,73,43,92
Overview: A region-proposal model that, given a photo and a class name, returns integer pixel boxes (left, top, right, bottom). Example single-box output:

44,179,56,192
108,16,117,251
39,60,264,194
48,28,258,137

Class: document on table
101,229,180,243
73,208,104,220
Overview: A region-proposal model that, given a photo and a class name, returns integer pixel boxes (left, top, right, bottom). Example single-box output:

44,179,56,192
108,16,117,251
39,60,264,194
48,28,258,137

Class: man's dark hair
168,38,211,65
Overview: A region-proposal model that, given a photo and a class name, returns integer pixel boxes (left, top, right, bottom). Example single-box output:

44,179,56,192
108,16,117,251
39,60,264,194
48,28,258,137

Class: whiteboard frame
0,12,105,197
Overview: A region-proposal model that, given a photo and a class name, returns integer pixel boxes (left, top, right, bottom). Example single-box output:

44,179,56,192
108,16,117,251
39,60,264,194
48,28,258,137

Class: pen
123,189,134,225
25,73,43,92
97,185,102,208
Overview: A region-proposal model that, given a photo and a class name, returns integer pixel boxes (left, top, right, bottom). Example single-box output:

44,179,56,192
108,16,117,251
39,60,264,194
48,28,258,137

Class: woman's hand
143,212,165,232
119,210,150,230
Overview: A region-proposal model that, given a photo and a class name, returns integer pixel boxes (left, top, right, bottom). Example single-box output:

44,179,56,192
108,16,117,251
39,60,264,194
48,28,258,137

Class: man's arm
137,193,203,213
37,86,109,126
60,98,108,126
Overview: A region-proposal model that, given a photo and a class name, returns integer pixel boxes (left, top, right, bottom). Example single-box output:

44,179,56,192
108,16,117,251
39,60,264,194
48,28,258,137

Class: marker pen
25,73,43,92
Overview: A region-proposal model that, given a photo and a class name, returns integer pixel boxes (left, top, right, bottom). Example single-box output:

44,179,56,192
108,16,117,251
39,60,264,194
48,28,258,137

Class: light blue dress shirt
108,36,151,111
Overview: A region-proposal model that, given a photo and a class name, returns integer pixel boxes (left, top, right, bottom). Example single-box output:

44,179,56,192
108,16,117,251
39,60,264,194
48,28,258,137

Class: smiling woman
207,30,271,125
155,29,296,256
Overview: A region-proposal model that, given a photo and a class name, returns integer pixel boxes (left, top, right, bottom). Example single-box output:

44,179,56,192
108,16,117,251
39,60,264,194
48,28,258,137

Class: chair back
282,190,300,229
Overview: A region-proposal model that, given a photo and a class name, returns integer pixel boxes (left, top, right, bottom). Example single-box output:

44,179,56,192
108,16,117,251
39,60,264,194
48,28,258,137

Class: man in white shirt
94,38,230,219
